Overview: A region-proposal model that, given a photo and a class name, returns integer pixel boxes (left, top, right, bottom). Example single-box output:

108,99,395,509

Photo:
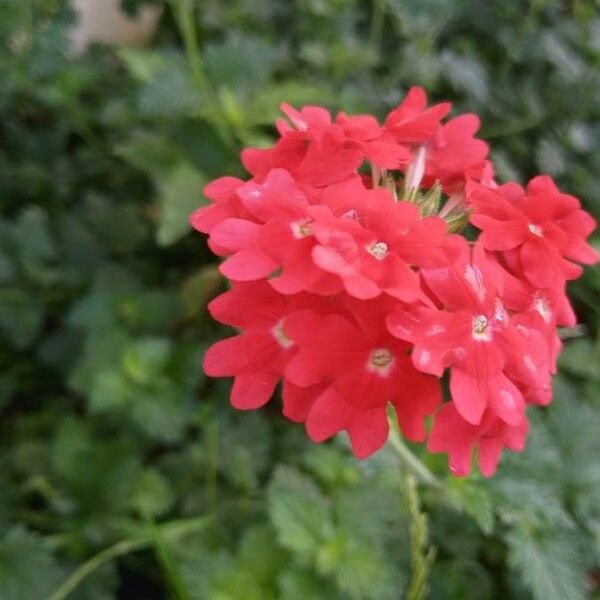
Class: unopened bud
445,211,471,233
418,181,442,216
405,145,427,197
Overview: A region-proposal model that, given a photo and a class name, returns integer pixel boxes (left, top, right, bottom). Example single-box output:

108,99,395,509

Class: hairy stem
403,473,436,600
170,0,234,148
387,416,443,490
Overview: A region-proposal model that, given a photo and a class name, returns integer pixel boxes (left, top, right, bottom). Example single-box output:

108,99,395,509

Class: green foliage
1,0,599,598
0,527,64,600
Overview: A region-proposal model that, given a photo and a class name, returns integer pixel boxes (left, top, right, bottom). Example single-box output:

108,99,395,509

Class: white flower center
528,223,543,237
290,219,313,239
472,314,492,341
367,347,394,376
271,319,294,349
368,241,388,259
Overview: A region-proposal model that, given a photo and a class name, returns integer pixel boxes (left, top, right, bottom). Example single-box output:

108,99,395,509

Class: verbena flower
192,87,598,476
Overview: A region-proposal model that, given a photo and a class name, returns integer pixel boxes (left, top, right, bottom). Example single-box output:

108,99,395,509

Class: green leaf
0,526,63,600
13,206,59,285
430,558,494,600
507,526,588,600
131,469,175,519
447,478,495,535
267,466,334,565
155,162,206,246
137,52,204,119
114,130,184,177
51,419,141,519
220,413,273,491
205,35,279,96
279,569,341,600
122,337,172,384
558,338,600,380
117,47,166,84
129,377,189,442
0,288,44,349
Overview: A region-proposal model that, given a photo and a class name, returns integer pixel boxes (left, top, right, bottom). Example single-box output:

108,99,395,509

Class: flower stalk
387,412,444,490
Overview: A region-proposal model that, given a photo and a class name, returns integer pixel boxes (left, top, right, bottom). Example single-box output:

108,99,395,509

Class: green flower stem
145,516,190,600
387,420,444,490
402,473,436,600
369,0,386,52
170,0,235,148
47,516,212,600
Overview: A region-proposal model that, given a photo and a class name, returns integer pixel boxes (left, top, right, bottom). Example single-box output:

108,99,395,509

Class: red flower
311,181,459,301
204,281,303,409
422,114,489,192
385,86,451,143
428,403,529,476
191,90,598,477
495,255,575,373
388,241,549,426
336,112,411,169
384,87,489,192
189,176,249,238
242,105,364,188
470,176,598,287
284,298,441,457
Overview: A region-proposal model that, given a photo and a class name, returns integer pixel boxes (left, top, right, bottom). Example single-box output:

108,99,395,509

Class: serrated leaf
137,52,204,119
447,478,495,534
220,413,272,491
205,35,279,96
430,558,494,600
267,466,334,564
279,569,341,600
507,527,588,600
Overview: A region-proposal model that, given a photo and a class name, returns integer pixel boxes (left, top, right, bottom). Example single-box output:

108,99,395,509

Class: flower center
368,241,388,260
528,223,543,237
290,219,313,239
472,314,492,341
367,347,394,375
271,319,294,349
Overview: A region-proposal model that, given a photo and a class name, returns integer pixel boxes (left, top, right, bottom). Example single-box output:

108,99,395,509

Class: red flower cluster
191,88,597,476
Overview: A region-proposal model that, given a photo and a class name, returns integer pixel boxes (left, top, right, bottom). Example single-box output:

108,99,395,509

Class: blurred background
1,1,599,598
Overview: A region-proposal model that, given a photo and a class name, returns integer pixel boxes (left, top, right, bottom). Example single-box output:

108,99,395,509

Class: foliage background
1,0,600,598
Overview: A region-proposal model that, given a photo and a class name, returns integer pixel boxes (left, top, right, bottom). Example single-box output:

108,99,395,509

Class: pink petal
210,218,262,251
231,371,279,409
282,380,325,422
220,249,279,281
488,375,525,426
203,336,248,376
306,386,349,442
449,369,488,425
347,406,389,459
